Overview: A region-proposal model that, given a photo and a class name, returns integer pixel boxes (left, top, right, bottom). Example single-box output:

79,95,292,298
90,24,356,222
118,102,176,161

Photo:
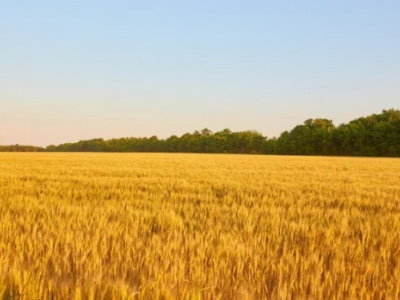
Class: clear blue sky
1,1,399,146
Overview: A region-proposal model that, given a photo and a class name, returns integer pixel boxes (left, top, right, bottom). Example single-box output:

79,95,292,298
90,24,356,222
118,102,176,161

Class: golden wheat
0,153,399,299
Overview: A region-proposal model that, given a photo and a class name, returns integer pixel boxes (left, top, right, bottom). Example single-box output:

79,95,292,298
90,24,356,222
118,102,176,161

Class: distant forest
0,144,44,152
2,109,400,157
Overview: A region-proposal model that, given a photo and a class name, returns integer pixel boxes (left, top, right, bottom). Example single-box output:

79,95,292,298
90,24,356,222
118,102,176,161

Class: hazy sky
1,1,399,146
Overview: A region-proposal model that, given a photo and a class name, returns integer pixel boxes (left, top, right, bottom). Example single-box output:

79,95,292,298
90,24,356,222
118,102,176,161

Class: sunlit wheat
0,153,399,299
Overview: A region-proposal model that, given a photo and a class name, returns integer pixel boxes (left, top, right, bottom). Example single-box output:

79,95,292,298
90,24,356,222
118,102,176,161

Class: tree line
0,145,45,152
2,109,400,156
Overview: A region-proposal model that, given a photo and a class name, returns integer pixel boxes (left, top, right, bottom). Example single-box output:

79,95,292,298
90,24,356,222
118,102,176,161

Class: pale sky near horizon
1,1,399,146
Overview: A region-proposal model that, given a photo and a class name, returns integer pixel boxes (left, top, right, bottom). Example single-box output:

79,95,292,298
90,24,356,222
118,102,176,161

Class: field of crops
0,153,400,299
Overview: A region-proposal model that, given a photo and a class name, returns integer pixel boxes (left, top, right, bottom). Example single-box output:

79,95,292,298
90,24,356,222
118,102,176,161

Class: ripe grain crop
0,153,400,299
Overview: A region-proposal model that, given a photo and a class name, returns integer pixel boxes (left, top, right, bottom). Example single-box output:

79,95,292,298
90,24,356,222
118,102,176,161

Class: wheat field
0,153,399,299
